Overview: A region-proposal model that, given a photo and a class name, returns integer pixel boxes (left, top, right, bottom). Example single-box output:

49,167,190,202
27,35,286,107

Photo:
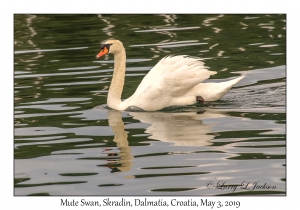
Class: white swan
96,39,244,111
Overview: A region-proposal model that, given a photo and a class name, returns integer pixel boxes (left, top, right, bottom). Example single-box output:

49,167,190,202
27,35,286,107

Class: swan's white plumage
123,55,218,110
97,39,245,111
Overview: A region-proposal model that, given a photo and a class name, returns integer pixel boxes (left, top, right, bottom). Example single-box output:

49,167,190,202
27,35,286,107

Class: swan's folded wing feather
132,55,173,96
132,55,216,99
166,64,216,96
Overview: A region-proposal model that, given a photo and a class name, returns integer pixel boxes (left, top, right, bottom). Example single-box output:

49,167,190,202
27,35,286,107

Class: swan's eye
101,44,112,50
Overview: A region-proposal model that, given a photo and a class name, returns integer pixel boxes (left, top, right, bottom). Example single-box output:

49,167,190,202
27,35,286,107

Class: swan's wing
131,55,173,96
132,55,217,98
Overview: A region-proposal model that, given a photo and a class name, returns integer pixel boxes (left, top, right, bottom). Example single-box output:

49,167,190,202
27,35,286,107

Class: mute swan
96,39,244,111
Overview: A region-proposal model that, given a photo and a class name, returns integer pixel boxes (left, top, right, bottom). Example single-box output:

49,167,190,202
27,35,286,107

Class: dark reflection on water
14,14,285,196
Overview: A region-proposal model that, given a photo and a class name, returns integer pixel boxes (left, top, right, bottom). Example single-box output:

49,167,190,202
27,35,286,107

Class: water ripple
14,46,88,54
135,26,200,32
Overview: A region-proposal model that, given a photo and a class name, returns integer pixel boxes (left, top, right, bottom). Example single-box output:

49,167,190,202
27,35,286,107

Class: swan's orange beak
96,46,109,58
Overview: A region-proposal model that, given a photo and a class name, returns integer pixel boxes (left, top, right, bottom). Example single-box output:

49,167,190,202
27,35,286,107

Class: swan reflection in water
129,109,227,146
105,109,227,172
105,110,133,173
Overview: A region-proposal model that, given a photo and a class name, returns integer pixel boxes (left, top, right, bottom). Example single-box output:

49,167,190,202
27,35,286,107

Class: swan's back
133,55,216,97
123,55,217,110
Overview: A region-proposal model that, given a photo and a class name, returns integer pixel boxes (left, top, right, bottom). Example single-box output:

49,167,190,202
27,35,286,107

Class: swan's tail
222,75,245,88
191,75,245,101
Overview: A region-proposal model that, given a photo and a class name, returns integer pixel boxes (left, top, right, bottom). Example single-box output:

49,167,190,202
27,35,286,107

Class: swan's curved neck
107,48,126,110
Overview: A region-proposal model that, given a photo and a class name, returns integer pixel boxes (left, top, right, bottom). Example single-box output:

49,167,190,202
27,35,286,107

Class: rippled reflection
103,109,226,172
107,110,133,172
130,110,224,146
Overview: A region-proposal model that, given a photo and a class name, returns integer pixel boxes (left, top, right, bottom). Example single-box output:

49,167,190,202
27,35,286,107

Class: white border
4,0,295,209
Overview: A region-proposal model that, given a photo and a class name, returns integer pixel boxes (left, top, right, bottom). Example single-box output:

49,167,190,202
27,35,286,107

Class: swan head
96,39,124,58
